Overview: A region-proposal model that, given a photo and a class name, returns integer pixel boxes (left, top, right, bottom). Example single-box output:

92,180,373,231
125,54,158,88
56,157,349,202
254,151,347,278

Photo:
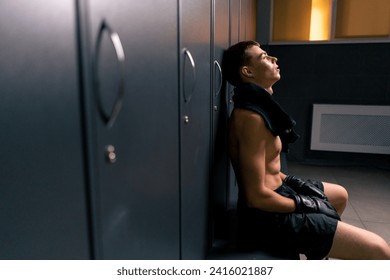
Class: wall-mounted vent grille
311,104,390,155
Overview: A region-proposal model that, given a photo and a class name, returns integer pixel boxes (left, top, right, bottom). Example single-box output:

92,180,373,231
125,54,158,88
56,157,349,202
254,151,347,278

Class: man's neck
251,82,274,95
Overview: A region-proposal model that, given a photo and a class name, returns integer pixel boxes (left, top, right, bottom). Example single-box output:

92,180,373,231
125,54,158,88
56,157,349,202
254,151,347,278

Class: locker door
211,0,231,242
240,0,247,40
179,0,212,259
227,0,241,210
0,0,90,259
80,0,180,259
230,0,240,45
245,0,258,40
230,0,257,43
226,0,258,211
240,0,257,41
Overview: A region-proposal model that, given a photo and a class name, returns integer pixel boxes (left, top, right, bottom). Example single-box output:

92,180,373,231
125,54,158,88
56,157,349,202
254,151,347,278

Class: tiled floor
287,161,390,247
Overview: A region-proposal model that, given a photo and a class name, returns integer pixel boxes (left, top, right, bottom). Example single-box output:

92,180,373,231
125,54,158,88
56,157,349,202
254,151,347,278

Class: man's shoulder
231,108,268,128
229,109,272,142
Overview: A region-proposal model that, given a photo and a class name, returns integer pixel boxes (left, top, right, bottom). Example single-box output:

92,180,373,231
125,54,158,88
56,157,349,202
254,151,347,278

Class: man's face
243,45,280,89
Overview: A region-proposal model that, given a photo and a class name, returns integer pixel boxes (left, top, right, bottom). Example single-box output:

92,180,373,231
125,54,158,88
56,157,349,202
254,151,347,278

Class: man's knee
324,182,348,213
330,222,390,259
337,185,348,206
371,237,390,259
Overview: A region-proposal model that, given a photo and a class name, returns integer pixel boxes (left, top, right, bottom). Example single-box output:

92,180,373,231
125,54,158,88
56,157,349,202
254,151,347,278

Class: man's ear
240,66,253,78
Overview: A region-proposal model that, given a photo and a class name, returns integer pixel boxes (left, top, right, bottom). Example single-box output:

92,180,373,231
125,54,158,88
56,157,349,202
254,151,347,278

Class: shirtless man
222,40,390,259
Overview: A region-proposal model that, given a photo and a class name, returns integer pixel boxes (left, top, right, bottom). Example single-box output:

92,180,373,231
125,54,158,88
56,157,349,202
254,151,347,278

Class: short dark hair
221,40,260,87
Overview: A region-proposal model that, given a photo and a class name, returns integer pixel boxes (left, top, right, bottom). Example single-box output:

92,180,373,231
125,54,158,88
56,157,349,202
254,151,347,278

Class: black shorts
237,179,338,260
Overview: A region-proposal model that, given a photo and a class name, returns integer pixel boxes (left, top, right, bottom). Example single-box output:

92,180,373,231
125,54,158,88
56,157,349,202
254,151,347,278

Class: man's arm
236,113,295,213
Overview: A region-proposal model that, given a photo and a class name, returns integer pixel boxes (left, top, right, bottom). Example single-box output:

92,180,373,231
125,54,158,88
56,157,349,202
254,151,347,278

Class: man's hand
284,175,327,200
290,193,340,220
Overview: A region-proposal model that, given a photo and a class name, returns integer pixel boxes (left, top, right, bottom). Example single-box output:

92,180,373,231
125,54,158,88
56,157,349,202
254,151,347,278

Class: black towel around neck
232,83,299,152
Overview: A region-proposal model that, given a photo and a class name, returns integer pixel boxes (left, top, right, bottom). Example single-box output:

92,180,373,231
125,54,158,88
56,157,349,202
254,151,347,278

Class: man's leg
329,221,390,259
322,182,348,215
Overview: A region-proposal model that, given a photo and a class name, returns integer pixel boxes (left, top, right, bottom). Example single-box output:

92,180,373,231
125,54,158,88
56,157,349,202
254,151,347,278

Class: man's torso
228,108,283,192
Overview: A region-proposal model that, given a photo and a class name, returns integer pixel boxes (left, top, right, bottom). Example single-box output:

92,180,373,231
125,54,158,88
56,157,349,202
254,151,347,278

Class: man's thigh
322,182,348,214
329,221,390,259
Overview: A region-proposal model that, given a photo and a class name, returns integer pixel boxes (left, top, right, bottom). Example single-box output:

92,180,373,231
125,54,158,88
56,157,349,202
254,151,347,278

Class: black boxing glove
290,193,340,220
284,175,327,200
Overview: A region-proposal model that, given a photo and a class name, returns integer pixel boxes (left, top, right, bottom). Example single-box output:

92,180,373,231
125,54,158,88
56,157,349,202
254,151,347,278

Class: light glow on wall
309,0,332,41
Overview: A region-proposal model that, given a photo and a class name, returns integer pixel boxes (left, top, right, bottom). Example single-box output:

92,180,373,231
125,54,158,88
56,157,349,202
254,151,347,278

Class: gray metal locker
230,0,241,45
179,0,212,259
245,0,258,41
0,0,90,259
230,0,257,45
79,0,180,259
226,0,258,210
210,0,231,243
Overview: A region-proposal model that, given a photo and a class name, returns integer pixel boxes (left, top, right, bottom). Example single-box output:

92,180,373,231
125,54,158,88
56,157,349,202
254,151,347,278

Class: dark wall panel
268,43,390,168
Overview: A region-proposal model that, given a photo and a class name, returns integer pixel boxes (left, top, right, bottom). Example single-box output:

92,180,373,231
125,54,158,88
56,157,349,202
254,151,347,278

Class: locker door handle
94,20,126,128
182,48,196,103
214,60,223,96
